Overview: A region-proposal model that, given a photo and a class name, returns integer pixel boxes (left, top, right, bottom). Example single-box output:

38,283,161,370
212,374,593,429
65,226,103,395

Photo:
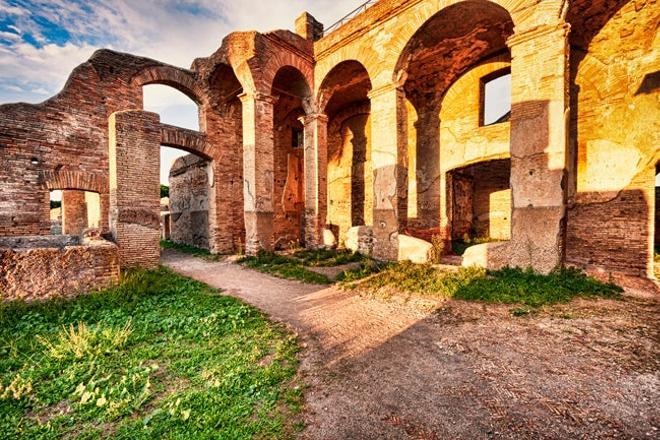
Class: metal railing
323,0,379,37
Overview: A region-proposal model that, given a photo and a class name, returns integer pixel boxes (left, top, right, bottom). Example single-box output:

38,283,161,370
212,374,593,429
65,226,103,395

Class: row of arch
128,0,656,279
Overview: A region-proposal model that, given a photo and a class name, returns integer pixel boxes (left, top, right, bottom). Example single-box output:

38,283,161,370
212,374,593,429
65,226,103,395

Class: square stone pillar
507,23,570,273
240,92,275,254
368,84,408,260
300,113,328,248
108,110,161,269
62,190,88,236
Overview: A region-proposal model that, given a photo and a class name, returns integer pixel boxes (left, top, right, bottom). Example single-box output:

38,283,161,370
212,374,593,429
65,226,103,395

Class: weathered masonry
1,0,658,297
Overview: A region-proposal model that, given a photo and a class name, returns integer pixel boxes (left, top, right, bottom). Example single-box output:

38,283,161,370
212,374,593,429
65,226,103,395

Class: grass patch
0,268,301,439
160,240,219,261
239,251,331,284
347,262,623,307
290,248,364,267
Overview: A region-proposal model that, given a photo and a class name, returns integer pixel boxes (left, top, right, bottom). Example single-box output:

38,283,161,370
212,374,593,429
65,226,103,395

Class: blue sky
0,0,364,185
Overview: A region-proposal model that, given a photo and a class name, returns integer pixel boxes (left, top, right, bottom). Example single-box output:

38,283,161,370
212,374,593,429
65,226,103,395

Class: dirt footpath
162,249,660,439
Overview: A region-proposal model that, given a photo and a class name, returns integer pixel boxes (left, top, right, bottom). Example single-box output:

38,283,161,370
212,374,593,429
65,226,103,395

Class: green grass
0,268,302,440
347,262,623,307
290,249,365,267
160,240,219,261
239,252,331,284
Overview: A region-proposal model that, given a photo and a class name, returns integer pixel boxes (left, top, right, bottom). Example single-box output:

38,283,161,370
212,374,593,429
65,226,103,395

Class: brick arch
271,64,314,114
260,51,314,99
132,65,204,105
41,170,108,194
159,124,212,161
317,60,372,118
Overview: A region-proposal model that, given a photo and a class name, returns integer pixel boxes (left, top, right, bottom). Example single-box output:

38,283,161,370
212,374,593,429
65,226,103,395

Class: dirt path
162,250,660,439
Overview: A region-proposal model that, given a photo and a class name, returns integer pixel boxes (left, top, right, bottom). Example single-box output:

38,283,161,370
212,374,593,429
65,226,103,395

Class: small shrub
39,320,132,361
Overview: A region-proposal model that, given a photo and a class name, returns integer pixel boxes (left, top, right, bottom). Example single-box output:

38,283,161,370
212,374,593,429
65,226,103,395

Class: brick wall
0,236,120,302
565,1,658,278
169,154,210,249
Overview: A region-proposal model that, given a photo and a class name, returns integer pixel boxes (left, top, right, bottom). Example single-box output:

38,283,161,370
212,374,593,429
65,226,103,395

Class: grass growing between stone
0,268,302,440
238,251,332,284
160,240,220,261
346,262,623,307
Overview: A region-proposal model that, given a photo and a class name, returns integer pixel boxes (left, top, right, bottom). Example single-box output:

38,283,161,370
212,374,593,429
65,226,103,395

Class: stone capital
507,22,571,49
367,82,404,101
237,91,276,105
299,113,329,125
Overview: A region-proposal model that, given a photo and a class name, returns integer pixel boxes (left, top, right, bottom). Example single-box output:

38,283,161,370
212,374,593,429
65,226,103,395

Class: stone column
240,92,275,254
368,84,408,260
62,190,87,235
507,23,570,273
300,113,328,248
108,110,161,269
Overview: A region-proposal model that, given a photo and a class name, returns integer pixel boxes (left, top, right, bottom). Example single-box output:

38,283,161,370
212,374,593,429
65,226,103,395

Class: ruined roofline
314,0,416,58
0,48,199,110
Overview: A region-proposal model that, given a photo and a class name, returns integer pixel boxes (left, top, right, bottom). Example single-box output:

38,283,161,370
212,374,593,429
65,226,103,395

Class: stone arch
131,65,204,105
390,1,515,234
317,60,372,118
261,50,314,106
270,64,313,248
160,125,212,161
271,65,314,114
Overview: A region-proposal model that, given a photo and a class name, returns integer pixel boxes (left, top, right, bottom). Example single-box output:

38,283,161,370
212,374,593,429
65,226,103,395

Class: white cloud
0,1,29,16
0,0,364,104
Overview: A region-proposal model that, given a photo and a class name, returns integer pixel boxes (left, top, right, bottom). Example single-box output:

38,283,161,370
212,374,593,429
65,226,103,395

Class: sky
0,0,365,185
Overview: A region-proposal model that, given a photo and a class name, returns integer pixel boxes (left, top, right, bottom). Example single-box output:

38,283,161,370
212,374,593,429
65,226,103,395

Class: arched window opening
143,85,200,131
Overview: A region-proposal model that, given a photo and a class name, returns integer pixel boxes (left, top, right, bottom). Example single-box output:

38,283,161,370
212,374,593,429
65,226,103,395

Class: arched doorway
394,0,514,249
271,66,312,249
318,60,373,246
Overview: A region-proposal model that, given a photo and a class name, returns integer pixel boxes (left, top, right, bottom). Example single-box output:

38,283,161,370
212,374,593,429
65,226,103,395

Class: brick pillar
414,110,441,228
240,92,275,254
300,113,328,248
99,193,110,234
62,190,87,235
507,23,570,273
369,84,408,260
108,110,161,269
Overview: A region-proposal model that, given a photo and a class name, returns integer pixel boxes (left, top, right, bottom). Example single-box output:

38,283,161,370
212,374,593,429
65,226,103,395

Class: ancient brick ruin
1,0,658,299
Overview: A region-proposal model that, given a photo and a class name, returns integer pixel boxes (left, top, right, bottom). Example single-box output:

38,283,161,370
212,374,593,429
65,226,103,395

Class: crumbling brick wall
169,154,210,249
565,0,659,278
0,236,120,302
